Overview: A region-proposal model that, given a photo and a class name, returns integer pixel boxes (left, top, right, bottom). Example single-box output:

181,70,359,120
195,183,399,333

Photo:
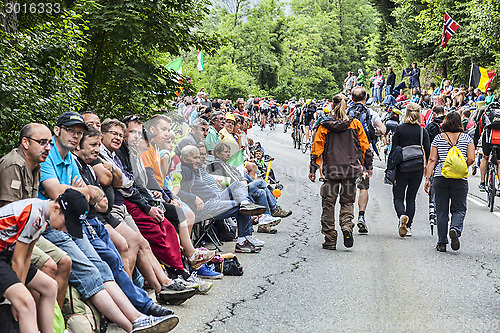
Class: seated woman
207,143,292,223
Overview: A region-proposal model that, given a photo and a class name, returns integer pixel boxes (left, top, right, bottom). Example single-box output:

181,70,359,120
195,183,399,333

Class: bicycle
485,145,499,212
292,123,302,149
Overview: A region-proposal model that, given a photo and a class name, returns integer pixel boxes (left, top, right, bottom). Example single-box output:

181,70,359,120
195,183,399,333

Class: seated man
175,145,266,253
208,142,292,221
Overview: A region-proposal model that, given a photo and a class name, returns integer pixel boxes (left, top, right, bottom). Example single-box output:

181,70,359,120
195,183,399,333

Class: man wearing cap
174,118,209,157
0,123,72,309
40,112,177,332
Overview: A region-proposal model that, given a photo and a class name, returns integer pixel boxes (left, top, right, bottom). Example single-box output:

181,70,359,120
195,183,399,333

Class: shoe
399,215,408,237
322,243,336,250
406,227,412,237
173,277,199,290
185,271,213,294
257,225,277,234
257,214,281,228
146,303,174,317
156,281,196,305
235,240,261,253
188,248,216,270
478,183,486,192
271,205,292,218
239,203,266,216
436,243,447,252
246,235,265,247
195,264,223,279
342,229,354,248
449,229,460,251
357,215,368,234
131,314,179,333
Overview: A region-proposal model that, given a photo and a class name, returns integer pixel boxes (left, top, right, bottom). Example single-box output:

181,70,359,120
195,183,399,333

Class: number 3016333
5,2,61,14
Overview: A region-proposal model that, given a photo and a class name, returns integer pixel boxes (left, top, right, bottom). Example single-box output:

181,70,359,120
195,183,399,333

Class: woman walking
424,112,475,252
392,102,430,237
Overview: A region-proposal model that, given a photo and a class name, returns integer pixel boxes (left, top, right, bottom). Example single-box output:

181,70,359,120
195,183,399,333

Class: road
111,124,500,332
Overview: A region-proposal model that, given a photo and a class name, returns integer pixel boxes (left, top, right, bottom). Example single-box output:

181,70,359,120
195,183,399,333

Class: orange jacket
310,117,373,179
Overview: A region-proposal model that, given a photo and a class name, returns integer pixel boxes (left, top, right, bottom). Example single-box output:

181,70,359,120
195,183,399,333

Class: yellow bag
442,145,468,179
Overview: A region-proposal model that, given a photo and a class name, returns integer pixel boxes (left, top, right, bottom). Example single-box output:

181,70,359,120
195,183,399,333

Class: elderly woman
208,142,292,223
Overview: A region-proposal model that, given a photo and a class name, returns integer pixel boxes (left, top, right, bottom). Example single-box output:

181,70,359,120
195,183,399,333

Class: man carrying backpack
474,102,500,191
348,87,386,234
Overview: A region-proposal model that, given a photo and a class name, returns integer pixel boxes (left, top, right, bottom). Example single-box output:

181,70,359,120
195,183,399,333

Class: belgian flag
469,64,496,92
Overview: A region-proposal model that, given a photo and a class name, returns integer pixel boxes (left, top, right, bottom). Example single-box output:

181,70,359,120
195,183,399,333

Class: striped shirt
0,199,49,251
432,133,473,178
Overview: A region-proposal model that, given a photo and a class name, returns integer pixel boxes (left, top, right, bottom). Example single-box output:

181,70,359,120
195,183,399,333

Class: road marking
467,196,486,207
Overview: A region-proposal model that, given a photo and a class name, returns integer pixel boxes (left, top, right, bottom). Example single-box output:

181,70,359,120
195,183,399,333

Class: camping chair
193,217,223,252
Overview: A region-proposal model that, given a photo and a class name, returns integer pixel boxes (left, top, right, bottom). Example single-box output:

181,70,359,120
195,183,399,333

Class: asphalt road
110,124,500,333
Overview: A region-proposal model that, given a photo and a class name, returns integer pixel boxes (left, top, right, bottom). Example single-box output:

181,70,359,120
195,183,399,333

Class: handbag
398,127,424,173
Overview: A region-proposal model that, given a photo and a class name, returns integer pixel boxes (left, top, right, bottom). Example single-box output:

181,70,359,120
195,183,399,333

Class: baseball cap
225,113,236,122
58,189,89,238
56,112,89,130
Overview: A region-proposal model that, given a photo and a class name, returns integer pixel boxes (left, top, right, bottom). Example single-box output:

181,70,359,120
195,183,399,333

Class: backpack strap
443,132,462,147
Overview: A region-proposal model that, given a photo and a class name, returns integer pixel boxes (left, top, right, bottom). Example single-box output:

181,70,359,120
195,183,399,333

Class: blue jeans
374,87,382,102
247,180,277,215
202,182,253,237
385,85,392,96
43,228,109,299
433,177,468,245
84,217,153,313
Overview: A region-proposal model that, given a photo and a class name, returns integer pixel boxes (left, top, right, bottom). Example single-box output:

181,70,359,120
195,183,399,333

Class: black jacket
426,115,445,143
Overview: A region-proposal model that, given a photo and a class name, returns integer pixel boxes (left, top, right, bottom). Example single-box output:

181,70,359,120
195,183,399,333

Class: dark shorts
357,177,370,190
482,139,500,157
261,109,269,116
304,112,315,125
0,251,38,297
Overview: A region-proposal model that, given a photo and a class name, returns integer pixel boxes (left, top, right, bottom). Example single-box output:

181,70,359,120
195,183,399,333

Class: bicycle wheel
489,168,496,212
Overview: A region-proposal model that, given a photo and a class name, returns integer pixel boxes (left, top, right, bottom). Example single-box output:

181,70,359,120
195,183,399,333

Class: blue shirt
39,137,81,199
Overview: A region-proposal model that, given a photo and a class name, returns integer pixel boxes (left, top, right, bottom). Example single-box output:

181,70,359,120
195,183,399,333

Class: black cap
56,112,89,130
487,87,493,92
58,189,89,238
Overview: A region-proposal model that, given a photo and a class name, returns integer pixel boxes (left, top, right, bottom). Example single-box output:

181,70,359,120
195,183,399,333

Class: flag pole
468,62,473,88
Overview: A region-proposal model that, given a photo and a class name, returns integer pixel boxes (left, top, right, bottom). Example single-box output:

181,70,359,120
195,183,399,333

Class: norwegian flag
442,12,460,48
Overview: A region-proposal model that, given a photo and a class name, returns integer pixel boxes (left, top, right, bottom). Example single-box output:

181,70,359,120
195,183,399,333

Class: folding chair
193,218,223,252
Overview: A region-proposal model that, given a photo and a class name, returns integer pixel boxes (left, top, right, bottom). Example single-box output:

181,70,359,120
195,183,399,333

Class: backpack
484,102,500,129
63,285,106,333
349,103,376,142
441,133,469,179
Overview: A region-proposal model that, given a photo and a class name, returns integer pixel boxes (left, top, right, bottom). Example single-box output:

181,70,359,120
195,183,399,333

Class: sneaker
257,214,281,228
146,303,174,317
436,243,446,252
131,314,179,333
239,203,266,216
156,281,196,305
186,271,213,294
342,229,354,248
246,235,265,247
399,215,408,237
322,243,336,250
257,225,277,234
478,183,486,192
271,205,292,218
406,227,412,237
173,277,199,290
449,228,460,251
188,248,216,270
357,215,368,234
195,264,223,279
235,240,261,253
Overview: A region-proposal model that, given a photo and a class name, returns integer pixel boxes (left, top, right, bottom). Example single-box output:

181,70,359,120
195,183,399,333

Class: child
0,189,88,333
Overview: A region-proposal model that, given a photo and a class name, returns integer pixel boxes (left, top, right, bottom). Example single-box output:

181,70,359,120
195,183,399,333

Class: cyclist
301,99,317,142
292,102,304,147
269,98,278,127
251,97,260,123
474,102,500,191
260,98,269,129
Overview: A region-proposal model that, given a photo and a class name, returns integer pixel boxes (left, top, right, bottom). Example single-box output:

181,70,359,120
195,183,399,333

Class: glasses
104,130,125,139
61,126,84,137
26,137,52,147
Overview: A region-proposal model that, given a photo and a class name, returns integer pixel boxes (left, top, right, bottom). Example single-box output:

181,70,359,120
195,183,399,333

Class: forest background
1,0,500,153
